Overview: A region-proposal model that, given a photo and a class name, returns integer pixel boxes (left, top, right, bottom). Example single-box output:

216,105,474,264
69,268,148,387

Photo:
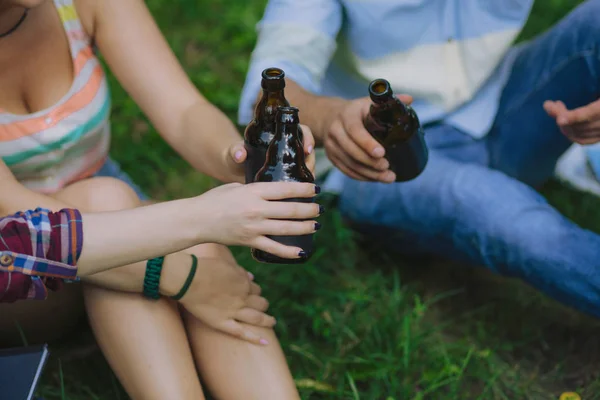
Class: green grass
34,0,600,398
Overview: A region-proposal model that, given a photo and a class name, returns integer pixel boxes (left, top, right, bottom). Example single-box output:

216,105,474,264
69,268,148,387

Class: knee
62,177,142,212
566,0,600,42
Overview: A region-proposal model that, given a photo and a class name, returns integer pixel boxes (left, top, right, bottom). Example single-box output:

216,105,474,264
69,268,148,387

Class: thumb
543,100,565,119
229,142,247,164
219,319,269,345
300,124,315,155
396,94,414,105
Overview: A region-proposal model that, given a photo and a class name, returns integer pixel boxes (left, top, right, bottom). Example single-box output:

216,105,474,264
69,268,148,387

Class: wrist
159,253,191,298
177,196,214,245
315,97,348,143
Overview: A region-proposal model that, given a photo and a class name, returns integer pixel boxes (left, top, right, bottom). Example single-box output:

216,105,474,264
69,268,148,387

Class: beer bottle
252,106,315,264
364,78,428,182
244,67,290,184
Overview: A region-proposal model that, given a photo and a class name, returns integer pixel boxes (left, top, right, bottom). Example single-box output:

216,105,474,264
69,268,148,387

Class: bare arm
76,0,244,183
280,78,414,183
284,80,347,145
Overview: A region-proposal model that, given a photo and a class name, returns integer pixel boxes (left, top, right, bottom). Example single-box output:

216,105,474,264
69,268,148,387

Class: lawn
36,0,600,399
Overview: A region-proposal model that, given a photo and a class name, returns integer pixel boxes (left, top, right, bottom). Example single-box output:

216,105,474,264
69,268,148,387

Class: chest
338,0,534,58
0,1,75,116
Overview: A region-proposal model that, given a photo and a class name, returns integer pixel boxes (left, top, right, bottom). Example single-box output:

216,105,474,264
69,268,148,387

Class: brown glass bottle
252,107,315,264
364,78,428,182
244,67,291,184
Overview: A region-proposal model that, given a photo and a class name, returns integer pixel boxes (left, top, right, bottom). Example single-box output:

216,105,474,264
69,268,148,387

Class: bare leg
182,244,300,400
55,178,299,400
53,178,205,400
185,317,299,400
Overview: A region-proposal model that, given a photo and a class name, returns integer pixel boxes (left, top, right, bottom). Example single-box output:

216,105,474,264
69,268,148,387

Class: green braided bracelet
170,254,198,301
143,256,164,300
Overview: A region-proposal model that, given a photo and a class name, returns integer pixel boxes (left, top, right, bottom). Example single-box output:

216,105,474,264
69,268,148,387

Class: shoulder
73,0,98,39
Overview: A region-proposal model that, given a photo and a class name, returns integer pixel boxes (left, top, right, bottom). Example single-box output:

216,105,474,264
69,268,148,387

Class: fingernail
384,172,396,183
260,338,269,345
307,145,314,154
234,150,243,161
248,272,254,280
314,222,321,231
372,147,385,157
298,250,307,258
315,185,321,194
319,204,325,215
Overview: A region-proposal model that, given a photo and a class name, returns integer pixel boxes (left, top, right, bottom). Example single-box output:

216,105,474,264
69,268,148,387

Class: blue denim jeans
327,0,600,317
94,158,149,201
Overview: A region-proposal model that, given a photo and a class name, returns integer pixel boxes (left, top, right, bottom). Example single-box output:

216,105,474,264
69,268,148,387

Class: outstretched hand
323,94,414,183
544,99,600,145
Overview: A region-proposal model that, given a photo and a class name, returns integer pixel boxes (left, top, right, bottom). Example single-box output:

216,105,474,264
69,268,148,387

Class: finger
326,140,395,183
262,200,320,219
249,282,262,296
570,135,600,145
563,122,600,144
250,181,317,200
229,142,247,164
305,151,316,176
543,100,560,118
258,219,319,236
218,319,270,345
558,117,600,144
300,124,315,155
329,120,389,170
561,118,600,134
560,100,600,125
327,152,367,181
550,100,569,124
251,236,306,259
397,94,413,105
235,308,277,328
344,98,386,158
245,294,270,312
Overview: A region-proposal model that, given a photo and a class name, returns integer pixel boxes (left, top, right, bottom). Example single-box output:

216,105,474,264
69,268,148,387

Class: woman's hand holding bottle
191,181,321,260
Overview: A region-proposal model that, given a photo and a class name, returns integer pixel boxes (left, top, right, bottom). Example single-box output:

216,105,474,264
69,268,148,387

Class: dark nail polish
298,250,307,258
314,222,322,231
319,204,325,215
315,185,321,194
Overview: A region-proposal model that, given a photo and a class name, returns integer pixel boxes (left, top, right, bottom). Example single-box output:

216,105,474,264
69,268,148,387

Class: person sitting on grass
239,0,600,318
0,0,319,399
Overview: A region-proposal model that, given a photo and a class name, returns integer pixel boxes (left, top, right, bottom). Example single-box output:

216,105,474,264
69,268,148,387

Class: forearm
167,100,244,183
276,80,348,146
0,180,71,215
77,198,204,275
82,251,188,298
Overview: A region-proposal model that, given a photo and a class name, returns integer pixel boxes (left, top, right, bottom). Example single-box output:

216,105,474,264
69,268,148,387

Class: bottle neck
255,88,288,121
264,121,304,169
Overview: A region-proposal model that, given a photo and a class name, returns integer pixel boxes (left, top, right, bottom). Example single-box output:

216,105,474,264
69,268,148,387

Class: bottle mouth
368,79,393,103
276,106,299,123
261,67,286,90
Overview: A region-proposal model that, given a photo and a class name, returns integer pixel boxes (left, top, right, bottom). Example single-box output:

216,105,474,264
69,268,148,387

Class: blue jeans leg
337,0,600,317
487,0,600,187
337,149,600,316
94,158,149,201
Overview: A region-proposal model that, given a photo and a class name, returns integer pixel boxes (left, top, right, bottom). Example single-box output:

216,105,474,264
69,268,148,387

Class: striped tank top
0,0,111,193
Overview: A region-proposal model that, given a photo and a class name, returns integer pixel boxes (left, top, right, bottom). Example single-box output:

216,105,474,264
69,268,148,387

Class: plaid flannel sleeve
0,208,83,302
